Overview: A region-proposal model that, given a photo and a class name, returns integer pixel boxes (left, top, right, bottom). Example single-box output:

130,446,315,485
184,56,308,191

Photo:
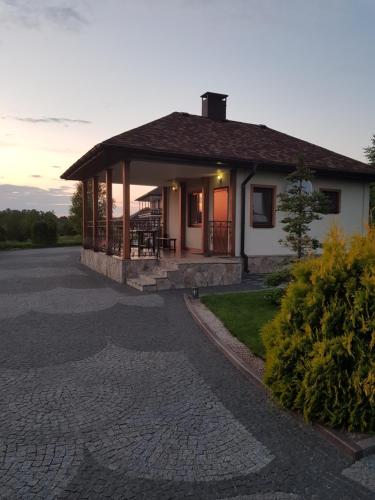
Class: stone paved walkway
0,247,372,499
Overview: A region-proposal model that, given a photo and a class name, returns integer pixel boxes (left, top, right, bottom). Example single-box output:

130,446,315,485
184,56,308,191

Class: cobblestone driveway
0,247,372,499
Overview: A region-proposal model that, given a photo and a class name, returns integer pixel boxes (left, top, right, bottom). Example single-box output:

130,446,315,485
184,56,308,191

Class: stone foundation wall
246,255,294,274
80,249,125,283
123,259,160,279
167,262,242,288
81,249,243,289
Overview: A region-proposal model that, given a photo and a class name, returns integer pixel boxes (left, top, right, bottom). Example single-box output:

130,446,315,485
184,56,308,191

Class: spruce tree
277,157,326,259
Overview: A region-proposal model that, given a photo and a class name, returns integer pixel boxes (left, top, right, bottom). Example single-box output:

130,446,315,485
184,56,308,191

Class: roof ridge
173,112,370,166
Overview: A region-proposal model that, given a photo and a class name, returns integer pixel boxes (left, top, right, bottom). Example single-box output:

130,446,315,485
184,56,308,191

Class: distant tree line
0,181,108,247
0,209,78,245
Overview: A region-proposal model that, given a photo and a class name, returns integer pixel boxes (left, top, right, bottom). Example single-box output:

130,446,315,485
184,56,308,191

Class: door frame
212,186,229,254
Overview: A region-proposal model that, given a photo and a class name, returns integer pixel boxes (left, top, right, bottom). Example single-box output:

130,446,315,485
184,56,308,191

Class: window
320,189,340,214
188,192,203,226
251,186,275,228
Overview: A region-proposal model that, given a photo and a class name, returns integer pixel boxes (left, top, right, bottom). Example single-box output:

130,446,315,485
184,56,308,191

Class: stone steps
125,258,242,292
126,261,179,292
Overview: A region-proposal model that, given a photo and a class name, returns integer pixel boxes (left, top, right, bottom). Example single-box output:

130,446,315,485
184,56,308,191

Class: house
131,187,162,222
61,92,375,290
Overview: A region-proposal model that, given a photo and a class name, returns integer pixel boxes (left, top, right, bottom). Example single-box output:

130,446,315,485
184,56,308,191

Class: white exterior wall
236,169,370,257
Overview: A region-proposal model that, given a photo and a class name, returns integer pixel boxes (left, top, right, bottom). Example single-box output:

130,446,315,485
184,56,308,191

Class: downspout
241,164,257,273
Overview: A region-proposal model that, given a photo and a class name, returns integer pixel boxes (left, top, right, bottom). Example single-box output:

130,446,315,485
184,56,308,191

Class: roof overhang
60,144,375,183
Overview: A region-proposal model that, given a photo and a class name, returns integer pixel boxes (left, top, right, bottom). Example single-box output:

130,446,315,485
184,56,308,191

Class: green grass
201,290,279,358
0,234,81,251
56,234,82,246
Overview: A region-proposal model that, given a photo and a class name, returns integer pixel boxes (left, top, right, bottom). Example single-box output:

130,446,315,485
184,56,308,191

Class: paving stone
0,247,372,499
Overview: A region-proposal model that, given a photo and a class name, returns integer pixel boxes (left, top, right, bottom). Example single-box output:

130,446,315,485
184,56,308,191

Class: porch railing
209,220,232,255
85,218,162,258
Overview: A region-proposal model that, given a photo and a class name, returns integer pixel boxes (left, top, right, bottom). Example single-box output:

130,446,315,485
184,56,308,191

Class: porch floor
131,248,240,264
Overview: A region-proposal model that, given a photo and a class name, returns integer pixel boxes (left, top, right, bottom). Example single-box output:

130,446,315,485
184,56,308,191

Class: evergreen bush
262,227,375,432
263,288,285,306
265,267,293,287
31,220,57,245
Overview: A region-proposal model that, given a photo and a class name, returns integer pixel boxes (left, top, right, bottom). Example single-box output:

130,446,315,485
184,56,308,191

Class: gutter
240,164,257,273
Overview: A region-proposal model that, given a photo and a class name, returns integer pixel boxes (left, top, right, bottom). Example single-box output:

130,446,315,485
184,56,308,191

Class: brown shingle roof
61,112,375,179
135,187,162,201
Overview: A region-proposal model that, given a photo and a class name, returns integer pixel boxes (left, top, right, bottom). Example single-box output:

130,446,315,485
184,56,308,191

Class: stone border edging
184,294,375,461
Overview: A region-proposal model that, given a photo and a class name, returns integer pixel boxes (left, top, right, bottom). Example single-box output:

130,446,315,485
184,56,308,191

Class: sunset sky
1,0,374,215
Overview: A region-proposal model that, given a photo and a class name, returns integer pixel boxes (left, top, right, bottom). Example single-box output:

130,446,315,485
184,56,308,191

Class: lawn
0,234,81,250
201,290,279,358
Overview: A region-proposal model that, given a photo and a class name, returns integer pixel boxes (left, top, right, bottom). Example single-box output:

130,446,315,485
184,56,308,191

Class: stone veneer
81,249,126,283
167,261,242,288
81,249,242,288
246,255,294,274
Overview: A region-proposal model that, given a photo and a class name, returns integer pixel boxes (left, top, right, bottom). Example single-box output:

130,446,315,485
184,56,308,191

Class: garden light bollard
192,287,199,299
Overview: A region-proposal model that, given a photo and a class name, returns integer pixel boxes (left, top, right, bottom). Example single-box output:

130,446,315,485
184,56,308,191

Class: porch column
162,186,168,236
178,181,186,255
105,168,113,254
92,176,99,251
201,177,210,254
82,180,88,248
122,160,131,260
229,169,236,256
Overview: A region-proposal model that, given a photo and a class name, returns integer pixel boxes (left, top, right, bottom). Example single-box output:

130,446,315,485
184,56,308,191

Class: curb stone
184,294,375,461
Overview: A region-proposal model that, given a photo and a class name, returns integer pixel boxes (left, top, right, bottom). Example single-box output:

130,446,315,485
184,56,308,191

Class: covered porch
79,157,242,290
82,158,237,261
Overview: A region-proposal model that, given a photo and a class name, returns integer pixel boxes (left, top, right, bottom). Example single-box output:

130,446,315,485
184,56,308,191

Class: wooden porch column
92,176,99,251
105,168,113,254
178,182,186,255
82,180,88,248
122,160,131,260
201,177,210,255
162,186,168,237
229,169,237,256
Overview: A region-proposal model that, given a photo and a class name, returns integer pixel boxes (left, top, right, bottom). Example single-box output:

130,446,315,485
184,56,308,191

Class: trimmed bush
262,227,375,432
31,220,57,245
265,267,293,287
263,288,285,306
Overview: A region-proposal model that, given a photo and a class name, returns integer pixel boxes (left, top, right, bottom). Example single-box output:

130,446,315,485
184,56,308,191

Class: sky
0,0,374,216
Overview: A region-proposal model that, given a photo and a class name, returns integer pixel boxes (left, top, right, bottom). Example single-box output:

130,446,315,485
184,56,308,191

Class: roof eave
60,143,375,183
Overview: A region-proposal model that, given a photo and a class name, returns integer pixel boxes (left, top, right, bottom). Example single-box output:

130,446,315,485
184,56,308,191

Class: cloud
44,6,87,27
50,165,62,169
0,140,16,147
30,174,42,178
0,183,73,215
3,115,91,125
0,0,88,31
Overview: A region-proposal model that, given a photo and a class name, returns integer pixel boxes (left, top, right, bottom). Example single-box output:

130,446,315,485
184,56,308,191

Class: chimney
201,92,228,120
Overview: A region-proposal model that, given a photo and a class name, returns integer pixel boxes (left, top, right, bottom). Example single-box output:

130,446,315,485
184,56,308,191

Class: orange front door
213,187,229,254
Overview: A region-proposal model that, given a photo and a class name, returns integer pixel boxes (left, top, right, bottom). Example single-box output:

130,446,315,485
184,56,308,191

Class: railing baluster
208,220,232,255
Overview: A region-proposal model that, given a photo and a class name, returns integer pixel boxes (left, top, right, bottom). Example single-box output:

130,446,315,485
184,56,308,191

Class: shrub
263,288,285,306
262,227,375,432
265,267,293,287
31,220,57,245
0,225,6,242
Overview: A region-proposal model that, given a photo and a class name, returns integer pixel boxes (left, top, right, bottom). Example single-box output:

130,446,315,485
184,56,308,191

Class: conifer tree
277,157,326,259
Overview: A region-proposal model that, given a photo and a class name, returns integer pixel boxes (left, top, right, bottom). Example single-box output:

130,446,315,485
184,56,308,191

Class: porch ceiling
97,160,223,186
